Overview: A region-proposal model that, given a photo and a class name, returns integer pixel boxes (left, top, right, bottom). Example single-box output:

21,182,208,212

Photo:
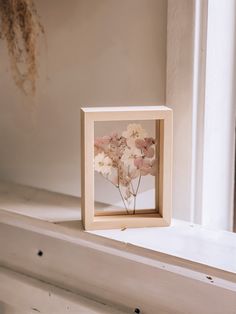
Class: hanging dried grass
0,0,44,95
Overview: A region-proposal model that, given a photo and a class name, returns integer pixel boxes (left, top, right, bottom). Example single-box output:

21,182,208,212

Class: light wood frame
81,106,173,230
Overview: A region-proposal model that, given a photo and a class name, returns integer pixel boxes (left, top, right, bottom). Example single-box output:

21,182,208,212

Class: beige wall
0,0,167,197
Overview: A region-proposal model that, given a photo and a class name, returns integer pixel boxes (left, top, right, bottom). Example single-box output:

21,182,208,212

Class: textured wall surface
0,0,167,197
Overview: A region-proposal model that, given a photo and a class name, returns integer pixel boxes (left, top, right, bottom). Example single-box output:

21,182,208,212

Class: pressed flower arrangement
94,123,156,214
81,106,173,230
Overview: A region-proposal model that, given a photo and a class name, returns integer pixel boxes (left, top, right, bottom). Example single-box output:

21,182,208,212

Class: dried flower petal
0,0,44,94
144,146,155,158
122,123,147,147
94,124,158,213
94,152,112,175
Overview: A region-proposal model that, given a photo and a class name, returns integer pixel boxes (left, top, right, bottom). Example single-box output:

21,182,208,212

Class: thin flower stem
130,181,136,196
133,175,142,214
118,186,129,214
135,174,142,195
100,173,118,188
100,171,129,213
133,195,136,215
117,166,129,214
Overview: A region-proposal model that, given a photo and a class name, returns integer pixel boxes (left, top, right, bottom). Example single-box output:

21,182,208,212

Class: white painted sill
0,181,236,313
0,181,235,274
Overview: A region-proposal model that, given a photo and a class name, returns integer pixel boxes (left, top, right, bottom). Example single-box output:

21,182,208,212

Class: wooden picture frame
81,106,173,230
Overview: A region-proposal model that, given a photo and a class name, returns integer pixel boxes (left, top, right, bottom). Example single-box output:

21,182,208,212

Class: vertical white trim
201,0,236,231
167,0,235,229
190,0,201,223
191,0,208,224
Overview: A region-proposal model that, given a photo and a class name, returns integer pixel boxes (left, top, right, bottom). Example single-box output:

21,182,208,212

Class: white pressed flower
121,147,142,170
94,152,112,175
122,146,142,160
122,123,148,147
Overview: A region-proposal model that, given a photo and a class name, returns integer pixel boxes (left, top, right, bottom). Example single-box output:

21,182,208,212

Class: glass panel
94,120,157,215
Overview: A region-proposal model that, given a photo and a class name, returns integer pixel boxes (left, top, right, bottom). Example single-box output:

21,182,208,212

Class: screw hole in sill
134,308,141,313
37,250,43,257
206,275,214,283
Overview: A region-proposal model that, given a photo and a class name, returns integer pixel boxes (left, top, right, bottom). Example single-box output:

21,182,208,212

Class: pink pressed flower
135,137,155,149
145,137,155,147
139,160,151,176
144,146,155,158
149,159,157,176
122,124,147,148
134,158,153,176
102,135,111,144
94,136,110,155
134,157,143,168
94,137,102,146
135,139,146,149
135,137,155,158
94,141,103,155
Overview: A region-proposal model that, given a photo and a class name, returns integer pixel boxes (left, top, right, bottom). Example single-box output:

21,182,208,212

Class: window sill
0,181,236,313
0,181,235,274
90,219,236,274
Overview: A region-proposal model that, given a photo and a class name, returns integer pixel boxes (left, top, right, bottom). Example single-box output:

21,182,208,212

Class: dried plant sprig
0,0,44,94
94,124,157,214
